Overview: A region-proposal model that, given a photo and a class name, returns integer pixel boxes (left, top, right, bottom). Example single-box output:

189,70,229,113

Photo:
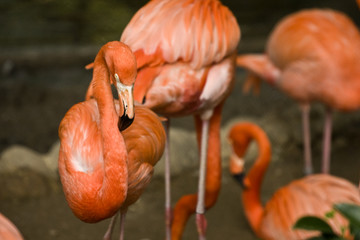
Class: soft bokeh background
1,0,360,239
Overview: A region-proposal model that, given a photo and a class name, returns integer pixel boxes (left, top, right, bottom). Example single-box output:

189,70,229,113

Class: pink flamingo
228,122,360,240
58,41,166,240
236,9,360,174
0,213,23,240
120,1,240,239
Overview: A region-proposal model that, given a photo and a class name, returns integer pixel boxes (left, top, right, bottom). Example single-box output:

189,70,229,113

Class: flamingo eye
114,73,120,82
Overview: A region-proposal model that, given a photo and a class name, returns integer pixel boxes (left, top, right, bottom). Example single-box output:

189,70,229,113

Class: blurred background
1,0,360,239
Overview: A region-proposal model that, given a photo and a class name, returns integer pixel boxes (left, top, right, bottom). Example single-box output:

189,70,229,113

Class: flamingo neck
241,125,271,234
91,51,128,203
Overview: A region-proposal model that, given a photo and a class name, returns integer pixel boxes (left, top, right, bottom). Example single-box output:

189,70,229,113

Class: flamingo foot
196,213,207,240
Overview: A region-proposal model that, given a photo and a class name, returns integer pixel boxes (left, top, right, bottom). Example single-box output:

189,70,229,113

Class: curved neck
234,124,271,234
92,53,118,124
91,51,128,204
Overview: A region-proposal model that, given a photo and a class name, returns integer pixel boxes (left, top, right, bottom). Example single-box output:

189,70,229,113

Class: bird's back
267,9,360,110
268,9,360,70
260,174,360,240
121,0,240,69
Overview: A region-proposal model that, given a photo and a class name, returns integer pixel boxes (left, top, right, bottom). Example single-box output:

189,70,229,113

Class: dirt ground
1,1,360,240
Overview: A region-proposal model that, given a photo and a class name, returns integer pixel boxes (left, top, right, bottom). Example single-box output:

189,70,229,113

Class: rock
0,143,60,199
42,141,60,179
0,168,50,199
0,145,48,176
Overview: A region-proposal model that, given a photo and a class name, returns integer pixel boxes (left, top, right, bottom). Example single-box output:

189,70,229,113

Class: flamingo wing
120,104,166,208
58,100,125,222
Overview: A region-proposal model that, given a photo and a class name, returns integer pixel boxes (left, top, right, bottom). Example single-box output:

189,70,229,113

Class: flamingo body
58,41,166,240
236,9,360,174
121,1,240,239
121,0,240,116
59,100,165,222
0,214,23,240
228,122,360,240
237,9,360,110
266,9,360,110
260,174,360,240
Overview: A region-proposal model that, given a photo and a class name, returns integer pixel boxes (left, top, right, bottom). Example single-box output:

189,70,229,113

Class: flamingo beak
229,151,251,190
115,74,135,131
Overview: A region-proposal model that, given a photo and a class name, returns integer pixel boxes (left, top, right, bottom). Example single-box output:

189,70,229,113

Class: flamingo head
105,41,137,131
228,125,252,189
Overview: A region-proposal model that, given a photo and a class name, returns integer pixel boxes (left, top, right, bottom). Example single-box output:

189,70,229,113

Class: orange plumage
121,1,240,239
228,122,360,240
236,9,360,174
58,41,165,239
0,213,23,240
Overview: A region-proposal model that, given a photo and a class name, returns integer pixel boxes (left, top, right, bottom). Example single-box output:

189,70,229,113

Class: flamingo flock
3,0,360,240
60,1,360,240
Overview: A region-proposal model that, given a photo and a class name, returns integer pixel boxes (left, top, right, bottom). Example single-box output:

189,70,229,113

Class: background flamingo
236,9,360,175
0,213,23,240
120,0,240,239
228,122,360,240
58,41,166,240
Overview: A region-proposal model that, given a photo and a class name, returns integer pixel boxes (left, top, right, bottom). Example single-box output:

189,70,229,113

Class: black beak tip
232,172,248,190
118,114,134,131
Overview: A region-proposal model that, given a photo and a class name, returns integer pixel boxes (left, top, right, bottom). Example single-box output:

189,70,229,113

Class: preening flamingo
0,213,23,240
228,122,360,240
236,9,360,175
120,0,240,239
58,41,166,240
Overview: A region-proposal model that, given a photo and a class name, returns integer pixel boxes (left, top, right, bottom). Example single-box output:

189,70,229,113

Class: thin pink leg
103,212,119,240
322,107,333,174
119,210,127,240
164,118,172,240
301,104,313,175
196,111,212,240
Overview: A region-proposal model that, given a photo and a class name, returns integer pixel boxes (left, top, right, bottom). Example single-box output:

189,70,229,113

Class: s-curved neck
232,123,271,233
91,49,128,207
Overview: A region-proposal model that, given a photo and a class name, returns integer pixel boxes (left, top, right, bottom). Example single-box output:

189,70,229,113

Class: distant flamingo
58,41,166,240
0,213,23,240
120,1,240,239
228,122,360,240
236,9,360,175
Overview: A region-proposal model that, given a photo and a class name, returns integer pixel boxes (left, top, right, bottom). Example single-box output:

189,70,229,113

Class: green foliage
293,216,335,234
293,203,360,240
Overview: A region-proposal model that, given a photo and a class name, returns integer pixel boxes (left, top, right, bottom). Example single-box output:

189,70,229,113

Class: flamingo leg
119,209,127,240
164,118,172,240
301,104,313,175
322,107,333,174
170,103,223,240
103,212,119,240
196,112,211,240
